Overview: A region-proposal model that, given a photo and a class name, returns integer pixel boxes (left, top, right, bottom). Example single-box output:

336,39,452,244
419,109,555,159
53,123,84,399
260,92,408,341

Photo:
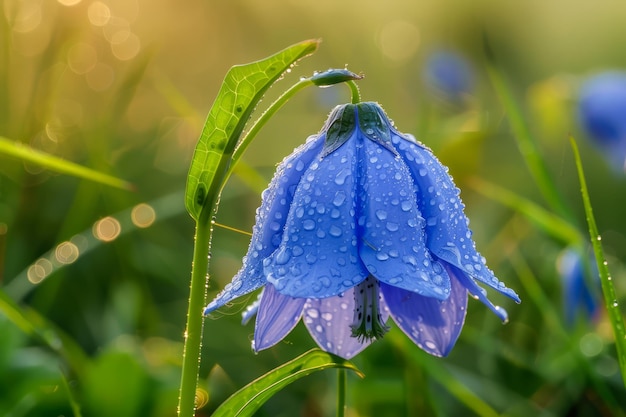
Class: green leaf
0,136,133,190
184,39,320,220
570,137,626,389
211,349,363,417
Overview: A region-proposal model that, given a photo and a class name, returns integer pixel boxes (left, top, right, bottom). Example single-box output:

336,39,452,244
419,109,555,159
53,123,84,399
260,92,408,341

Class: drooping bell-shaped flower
205,102,519,359
578,72,626,173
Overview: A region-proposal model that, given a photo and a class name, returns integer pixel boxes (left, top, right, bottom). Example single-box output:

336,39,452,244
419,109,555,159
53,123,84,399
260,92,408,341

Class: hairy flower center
350,276,389,342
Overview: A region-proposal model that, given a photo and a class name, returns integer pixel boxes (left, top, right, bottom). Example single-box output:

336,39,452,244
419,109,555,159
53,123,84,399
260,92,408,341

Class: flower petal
444,263,509,322
381,273,467,357
265,135,369,298
204,135,324,314
254,284,306,351
303,287,389,359
358,135,451,300
391,133,520,303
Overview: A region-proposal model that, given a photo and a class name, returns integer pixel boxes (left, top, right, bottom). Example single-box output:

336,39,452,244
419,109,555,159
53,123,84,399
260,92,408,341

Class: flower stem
347,80,361,104
337,368,346,417
178,206,214,417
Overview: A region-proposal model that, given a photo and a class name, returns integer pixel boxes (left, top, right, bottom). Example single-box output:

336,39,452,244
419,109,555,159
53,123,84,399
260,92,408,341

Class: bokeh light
93,217,122,242
131,203,156,228
27,258,53,284
88,1,111,26
54,241,80,265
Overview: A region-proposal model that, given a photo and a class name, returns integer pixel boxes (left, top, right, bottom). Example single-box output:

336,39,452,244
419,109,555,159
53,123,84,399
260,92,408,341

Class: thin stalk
347,80,361,104
178,205,214,417
337,368,346,417
570,137,626,389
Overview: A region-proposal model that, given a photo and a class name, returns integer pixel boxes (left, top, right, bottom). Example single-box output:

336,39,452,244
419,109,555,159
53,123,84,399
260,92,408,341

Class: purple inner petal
381,274,467,357
303,286,389,359
254,285,306,352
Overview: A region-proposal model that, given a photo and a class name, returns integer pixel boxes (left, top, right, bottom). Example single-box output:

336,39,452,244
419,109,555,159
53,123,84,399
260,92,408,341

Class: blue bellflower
424,51,474,102
205,102,519,359
557,248,599,325
578,72,626,172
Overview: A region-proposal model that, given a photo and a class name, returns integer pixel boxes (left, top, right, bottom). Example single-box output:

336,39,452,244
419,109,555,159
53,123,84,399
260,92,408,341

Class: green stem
178,206,214,417
337,368,346,417
570,137,626,389
347,80,361,104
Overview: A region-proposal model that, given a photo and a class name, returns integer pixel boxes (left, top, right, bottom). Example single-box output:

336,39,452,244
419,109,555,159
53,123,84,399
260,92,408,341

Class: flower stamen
351,276,389,342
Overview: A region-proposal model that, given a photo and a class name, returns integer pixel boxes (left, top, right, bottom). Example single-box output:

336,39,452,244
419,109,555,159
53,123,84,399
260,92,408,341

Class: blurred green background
1,0,626,416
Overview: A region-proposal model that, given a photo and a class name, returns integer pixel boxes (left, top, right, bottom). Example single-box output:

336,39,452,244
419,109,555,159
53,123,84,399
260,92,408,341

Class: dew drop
375,210,388,220
386,222,399,232
335,169,350,185
424,340,437,351
303,219,316,231
307,308,320,319
274,248,290,265
329,225,343,237
376,252,389,261
333,192,347,207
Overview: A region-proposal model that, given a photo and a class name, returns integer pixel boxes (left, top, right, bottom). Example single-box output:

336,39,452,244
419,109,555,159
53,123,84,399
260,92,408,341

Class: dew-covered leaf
570,136,626,388
184,39,319,220
211,349,363,417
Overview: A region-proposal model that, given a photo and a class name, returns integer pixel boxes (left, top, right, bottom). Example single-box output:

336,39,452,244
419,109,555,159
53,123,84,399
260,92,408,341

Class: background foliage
1,0,626,416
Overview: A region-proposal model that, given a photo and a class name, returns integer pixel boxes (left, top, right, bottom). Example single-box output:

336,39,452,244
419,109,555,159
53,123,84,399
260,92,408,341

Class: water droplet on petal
386,222,399,232
329,225,343,237
307,308,320,318
376,252,389,261
303,219,316,231
375,210,388,220
275,247,290,265
333,191,347,207
334,169,351,185
424,340,437,351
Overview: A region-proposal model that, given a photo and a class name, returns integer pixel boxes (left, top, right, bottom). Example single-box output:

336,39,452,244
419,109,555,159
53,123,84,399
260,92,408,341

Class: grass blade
467,177,582,245
485,56,572,221
211,349,363,417
0,136,133,191
570,136,626,388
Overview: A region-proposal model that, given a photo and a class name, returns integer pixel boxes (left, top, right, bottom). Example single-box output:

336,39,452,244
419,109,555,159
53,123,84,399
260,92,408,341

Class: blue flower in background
578,72,626,172
557,248,599,325
424,51,474,101
205,102,519,359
